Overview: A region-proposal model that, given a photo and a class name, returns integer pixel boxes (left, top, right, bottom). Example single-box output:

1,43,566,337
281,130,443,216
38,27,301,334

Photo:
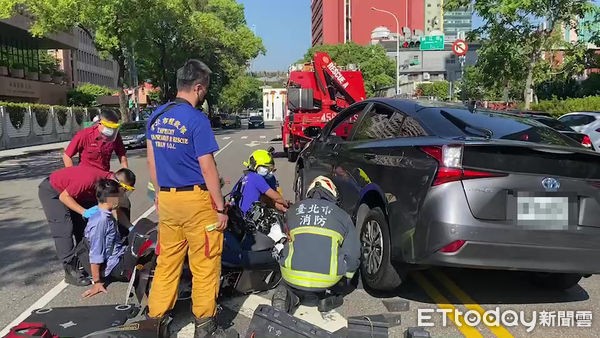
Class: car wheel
529,273,582,290
360,207,402,291
287,150,298,162
294,168,304,203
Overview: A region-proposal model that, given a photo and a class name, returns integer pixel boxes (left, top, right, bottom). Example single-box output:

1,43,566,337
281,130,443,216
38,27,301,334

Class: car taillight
421,145,507,186
582,135,592,148
439,240,466,253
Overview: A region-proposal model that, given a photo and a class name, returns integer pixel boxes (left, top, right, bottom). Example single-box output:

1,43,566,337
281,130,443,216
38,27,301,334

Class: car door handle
363,153,376,160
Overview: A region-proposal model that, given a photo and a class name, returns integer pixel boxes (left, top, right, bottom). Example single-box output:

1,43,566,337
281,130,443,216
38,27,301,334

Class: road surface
1,121,599,337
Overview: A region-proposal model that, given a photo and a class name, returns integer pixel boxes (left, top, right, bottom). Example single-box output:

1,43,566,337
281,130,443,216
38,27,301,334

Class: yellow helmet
243,149,274,171
307,175,338,199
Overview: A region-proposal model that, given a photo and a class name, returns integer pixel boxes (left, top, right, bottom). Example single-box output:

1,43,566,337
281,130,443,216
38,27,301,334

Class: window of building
344,0,351,42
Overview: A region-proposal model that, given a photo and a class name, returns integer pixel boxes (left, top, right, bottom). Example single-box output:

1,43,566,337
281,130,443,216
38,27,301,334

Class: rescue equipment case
245,305,334,338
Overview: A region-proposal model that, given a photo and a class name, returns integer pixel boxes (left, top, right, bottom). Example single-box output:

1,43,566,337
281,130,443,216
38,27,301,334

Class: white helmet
307,176,338,199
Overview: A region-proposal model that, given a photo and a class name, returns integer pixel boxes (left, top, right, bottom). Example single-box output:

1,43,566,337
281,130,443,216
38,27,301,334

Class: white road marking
245,141,262,147
215,141,233,156
260,136,266,139
241,136,248,140
0,139,235,335
222,136,231,140
276,134,282,138
134,205,156,222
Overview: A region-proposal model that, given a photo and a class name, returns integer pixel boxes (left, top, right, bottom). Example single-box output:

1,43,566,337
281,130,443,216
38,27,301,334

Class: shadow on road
0,152,63,181
271,151,287,159
0,215,60,288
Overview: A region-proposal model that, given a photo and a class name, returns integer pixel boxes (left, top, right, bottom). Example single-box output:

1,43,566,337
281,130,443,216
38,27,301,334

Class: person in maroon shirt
63,109,129,171
38,166,136,286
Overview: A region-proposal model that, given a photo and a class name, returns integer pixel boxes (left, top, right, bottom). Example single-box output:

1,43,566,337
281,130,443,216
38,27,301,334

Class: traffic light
401,39,421,49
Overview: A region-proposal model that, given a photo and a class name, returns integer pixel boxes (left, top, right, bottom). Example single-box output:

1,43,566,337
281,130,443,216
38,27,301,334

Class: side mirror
304,126,322,139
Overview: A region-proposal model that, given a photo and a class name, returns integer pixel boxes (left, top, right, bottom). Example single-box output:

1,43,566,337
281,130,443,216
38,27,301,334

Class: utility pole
372,7,400,95
131,43,139,121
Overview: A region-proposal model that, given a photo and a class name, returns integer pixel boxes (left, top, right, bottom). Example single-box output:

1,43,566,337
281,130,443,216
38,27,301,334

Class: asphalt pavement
1,121,600,337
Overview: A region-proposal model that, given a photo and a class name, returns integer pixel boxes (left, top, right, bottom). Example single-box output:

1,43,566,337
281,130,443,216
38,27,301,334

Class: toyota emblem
542,177,560,192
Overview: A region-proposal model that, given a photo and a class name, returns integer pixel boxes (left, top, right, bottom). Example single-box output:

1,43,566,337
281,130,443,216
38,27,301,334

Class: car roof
560,111,600,117
363,98,490,116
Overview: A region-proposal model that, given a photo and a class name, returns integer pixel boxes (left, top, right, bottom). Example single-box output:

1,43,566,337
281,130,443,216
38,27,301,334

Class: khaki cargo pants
148,186,223,319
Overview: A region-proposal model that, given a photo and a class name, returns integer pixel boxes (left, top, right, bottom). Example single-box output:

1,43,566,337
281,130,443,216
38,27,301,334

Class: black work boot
271,284,300,314
194,317,238,338
157,315,171,338
63,259,90,286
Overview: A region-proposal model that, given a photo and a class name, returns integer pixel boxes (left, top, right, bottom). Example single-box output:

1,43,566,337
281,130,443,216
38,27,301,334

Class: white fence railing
0,105,93,150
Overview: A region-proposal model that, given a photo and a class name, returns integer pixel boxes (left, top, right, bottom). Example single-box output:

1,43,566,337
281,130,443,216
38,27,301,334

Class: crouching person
272,176,360,313
78,179,131,298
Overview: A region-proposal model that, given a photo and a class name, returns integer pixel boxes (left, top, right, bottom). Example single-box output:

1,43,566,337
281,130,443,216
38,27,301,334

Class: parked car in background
120,121,147,149
559,112,600,151
296,99,600,292
210,115,222,128
508,111,594,150
221,114,242,129
248,115,265,129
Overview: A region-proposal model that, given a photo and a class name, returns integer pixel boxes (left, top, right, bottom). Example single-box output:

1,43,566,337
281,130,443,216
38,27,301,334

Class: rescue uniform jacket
279,198,360,291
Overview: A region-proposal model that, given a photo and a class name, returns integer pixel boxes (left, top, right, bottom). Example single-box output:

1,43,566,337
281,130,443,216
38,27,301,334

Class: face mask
256,166,269,176
101,127,115,137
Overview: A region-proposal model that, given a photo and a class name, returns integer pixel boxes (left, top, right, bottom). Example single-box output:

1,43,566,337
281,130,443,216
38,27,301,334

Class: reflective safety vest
280,198,360,291
280,226,345,289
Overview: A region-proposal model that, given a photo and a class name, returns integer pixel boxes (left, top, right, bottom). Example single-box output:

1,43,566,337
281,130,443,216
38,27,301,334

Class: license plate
517,196,569,230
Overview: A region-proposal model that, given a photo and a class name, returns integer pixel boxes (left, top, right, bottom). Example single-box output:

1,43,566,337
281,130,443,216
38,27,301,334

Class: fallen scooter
127,183,284,310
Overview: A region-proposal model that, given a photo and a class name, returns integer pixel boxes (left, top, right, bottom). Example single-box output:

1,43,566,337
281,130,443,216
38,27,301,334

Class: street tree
446,0,599,108
137,0,265,113
0,0,153,121
302,42,395,97
219,74,262,113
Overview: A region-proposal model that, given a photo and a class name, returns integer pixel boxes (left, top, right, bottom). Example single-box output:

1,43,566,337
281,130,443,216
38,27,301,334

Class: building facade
262,88,286,121
424,0,443,35
311,0,425,46
0,15,75,104
72,28,119,89
375,39,479,96
444,7,473,40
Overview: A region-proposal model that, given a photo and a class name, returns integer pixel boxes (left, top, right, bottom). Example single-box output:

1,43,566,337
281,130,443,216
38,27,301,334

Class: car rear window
419,108,582,148
249,116,263,121
558,114,596,127
120,122,145,130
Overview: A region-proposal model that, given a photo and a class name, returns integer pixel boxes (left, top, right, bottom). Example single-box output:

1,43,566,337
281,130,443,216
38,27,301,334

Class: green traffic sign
420,35,445,51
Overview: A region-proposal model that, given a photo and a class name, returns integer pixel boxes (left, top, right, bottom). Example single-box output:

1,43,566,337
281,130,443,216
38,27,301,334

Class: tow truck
283,52,366,162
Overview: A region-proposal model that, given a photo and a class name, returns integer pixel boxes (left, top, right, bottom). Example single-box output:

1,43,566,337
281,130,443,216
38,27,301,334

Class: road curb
0,147,65,162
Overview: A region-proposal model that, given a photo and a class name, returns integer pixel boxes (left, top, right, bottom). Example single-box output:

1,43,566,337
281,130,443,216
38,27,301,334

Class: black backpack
226,174,249,239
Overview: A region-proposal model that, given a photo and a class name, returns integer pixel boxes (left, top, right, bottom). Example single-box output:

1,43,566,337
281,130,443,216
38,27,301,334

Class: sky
236,1,531,71
239,0,311,72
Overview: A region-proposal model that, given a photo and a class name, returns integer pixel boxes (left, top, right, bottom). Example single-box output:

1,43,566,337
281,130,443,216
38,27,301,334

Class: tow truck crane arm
312,52,366,112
